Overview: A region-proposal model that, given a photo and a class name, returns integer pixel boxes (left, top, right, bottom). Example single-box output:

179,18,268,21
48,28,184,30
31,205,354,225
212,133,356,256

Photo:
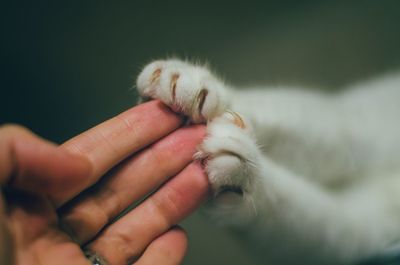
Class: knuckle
149,186,183,228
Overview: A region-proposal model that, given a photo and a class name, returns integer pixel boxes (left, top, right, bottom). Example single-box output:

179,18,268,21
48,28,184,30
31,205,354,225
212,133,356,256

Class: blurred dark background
2,1,400,264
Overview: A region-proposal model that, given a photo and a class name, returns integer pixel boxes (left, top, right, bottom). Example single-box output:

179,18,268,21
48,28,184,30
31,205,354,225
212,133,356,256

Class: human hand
0,100,209,265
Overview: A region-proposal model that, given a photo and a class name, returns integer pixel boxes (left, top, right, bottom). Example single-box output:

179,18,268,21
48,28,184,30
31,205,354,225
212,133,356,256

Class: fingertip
127,99,183,125
152,124,207,156
154,162,210,221
182,124,207,143
167,225,188,252
185,162,211,195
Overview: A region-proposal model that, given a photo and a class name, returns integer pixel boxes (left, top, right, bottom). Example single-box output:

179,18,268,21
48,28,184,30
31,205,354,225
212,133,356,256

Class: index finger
59,100,183,205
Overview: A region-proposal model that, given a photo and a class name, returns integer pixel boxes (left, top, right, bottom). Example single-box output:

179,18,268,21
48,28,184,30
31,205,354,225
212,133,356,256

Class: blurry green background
2,1,400,264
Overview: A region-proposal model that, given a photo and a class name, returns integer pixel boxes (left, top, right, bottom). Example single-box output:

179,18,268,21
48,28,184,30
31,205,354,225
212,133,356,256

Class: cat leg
240,159,400,264
198,123,400,264
230,88,365,186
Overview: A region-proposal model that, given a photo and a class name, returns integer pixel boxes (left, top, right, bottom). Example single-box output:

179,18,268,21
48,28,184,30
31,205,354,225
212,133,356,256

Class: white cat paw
136,59,229,123
195,112,260,210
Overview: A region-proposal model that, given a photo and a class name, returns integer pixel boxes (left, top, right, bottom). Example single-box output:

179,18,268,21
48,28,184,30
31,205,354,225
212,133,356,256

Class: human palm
0,101,208,265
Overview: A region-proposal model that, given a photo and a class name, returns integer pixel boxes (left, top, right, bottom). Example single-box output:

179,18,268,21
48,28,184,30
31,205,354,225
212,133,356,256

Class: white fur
136,59,400,265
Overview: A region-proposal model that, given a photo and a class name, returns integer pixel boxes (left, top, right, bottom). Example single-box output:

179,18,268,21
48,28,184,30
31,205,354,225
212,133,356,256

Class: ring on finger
83,249,109,265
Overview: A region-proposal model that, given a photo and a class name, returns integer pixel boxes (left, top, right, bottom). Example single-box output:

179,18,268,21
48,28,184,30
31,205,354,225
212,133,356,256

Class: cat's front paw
195,112,261,223
136,59,229,123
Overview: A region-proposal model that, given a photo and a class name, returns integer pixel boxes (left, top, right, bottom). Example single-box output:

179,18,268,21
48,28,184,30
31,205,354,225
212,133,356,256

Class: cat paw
136,59,229,123
195,111,261,212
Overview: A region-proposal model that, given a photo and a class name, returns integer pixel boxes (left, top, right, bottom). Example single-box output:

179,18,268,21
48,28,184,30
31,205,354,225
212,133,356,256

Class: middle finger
59,125,206,244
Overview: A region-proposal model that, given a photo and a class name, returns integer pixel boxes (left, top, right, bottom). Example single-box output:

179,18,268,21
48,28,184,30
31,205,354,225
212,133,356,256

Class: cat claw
222,110,246,129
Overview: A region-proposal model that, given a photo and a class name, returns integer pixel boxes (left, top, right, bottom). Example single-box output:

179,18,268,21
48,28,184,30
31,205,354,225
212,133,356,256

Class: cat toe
136,59,228,123
195,112,260,196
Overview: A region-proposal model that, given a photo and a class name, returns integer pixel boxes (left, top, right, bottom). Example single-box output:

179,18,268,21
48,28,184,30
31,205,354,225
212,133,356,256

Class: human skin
0,100,209,265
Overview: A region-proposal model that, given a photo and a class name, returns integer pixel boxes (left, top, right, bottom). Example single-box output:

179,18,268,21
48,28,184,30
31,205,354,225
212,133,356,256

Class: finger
134,226,187,265
59,125,206,244
0,124,91,202
60,100,183,205
87,162,209,264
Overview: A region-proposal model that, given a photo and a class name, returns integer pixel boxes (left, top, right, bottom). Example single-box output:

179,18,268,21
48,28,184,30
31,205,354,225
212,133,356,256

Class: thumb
0,124,92,206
